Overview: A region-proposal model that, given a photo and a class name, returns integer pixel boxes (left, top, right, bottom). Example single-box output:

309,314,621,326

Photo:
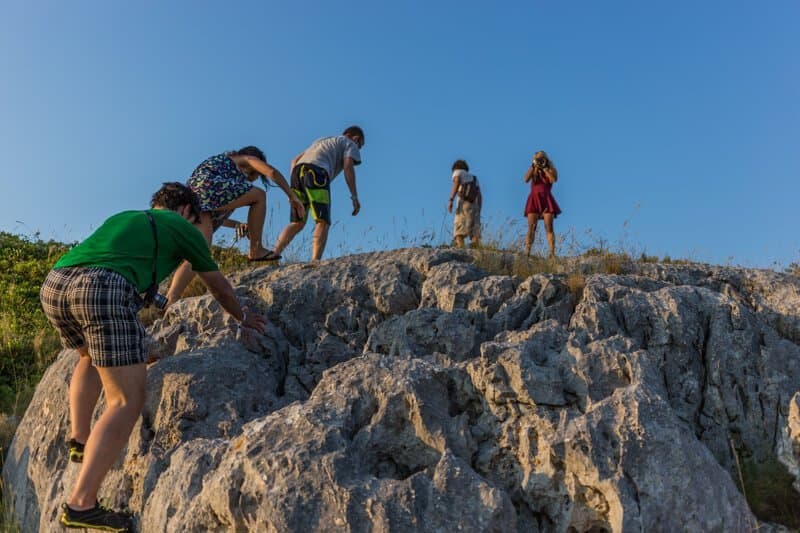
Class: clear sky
1,1,798,267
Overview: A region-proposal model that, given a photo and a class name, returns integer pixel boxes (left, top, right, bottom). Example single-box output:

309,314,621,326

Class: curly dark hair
150,182,202,221
452,159,469,171
234,146,266,162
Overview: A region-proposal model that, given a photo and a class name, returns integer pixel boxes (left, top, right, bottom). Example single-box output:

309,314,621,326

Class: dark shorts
290,163,331,225
40,267,146,367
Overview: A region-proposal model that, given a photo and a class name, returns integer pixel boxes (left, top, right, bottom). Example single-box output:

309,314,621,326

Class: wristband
240,311,248,324
351,195,358,201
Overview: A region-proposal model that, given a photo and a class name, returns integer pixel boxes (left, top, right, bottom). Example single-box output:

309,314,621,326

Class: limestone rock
4,249,799,532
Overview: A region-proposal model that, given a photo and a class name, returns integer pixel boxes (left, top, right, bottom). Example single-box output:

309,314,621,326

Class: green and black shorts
290,163,331,224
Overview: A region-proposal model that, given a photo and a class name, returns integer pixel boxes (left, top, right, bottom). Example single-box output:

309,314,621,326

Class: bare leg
525,213,540,256
166,213,213,305
214,187,270,259
471,223,481,248
70,348,101,444
454,235,465,248
274,221,306,256
68,363,147,510
543,213,556,258
311,221,330,261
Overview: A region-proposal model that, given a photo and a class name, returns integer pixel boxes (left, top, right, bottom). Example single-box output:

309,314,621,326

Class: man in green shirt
40,182,265,532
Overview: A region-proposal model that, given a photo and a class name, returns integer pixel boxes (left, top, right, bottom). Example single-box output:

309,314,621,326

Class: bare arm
523,165,536,183
343,157,360,215
544,167,558,184
447,176,460,213
246,157,291,196
246,157,306,218
197,270,265,332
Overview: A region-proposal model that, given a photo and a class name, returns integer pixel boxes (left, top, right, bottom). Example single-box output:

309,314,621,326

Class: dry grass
565,271,586,301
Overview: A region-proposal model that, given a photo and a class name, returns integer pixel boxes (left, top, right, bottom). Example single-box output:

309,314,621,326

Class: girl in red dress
524,151,561,258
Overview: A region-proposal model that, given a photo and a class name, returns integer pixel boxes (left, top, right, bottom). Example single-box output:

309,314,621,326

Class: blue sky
1,1,798,267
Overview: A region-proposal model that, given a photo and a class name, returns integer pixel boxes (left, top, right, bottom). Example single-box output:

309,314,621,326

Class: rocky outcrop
4,248,800,532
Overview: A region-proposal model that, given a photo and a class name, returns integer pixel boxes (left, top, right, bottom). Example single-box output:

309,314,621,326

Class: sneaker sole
61,515,131,532
61,519,133,533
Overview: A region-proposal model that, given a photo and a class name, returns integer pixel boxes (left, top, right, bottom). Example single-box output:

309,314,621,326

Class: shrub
741,456,800,529
0,232,71,416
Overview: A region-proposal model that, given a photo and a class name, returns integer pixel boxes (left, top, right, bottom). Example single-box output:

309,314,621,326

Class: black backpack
458,176,480,203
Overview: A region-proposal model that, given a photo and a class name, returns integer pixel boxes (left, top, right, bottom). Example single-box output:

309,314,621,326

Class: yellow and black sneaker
67,439,85,463
60,502,133,532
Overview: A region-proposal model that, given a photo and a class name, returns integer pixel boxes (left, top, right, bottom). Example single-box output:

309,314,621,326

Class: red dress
524,171,561,217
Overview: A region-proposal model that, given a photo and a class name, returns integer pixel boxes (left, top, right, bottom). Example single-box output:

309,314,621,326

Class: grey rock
5,249,799,532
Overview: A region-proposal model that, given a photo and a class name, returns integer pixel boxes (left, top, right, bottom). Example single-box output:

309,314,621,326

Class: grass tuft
741,456,800,529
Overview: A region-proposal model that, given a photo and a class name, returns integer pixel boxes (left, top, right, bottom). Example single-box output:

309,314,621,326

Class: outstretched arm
221,218,248,239
197,270,266,332
343,157,360,215
246,156,306,219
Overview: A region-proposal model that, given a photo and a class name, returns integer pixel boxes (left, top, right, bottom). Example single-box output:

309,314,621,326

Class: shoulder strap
144,211,158,291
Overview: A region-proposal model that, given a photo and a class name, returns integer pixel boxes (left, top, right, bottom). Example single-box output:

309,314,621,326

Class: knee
252,187,266,204
106,395,145,416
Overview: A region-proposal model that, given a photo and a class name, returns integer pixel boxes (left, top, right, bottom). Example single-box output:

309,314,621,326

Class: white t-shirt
299,136,362,180
451,169,475,185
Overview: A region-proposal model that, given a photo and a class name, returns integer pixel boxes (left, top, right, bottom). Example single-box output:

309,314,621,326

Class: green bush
0,232,71,417
742,456,800,529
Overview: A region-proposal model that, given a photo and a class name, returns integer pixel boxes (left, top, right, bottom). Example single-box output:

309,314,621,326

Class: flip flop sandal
249,250,281,262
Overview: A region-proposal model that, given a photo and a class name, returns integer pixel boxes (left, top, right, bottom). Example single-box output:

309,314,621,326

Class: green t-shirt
54,209,218,293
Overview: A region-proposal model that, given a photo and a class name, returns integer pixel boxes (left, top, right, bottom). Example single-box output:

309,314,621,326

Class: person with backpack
447,159,482,249
270,126,365,262
40,182,265,531
523,150,561,258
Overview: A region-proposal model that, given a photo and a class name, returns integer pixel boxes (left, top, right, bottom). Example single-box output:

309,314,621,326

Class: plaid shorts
40,267,146,367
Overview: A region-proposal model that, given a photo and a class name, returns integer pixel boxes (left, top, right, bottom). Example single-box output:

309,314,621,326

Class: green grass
742,456,800,530
0,232,71,419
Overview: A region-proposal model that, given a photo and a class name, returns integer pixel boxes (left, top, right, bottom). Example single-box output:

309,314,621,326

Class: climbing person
166,146,306,304
271,126,365,261
40,182,265,532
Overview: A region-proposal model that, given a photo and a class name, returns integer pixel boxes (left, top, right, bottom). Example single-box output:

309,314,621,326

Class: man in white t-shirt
272,126,365,261
447,159,482,248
